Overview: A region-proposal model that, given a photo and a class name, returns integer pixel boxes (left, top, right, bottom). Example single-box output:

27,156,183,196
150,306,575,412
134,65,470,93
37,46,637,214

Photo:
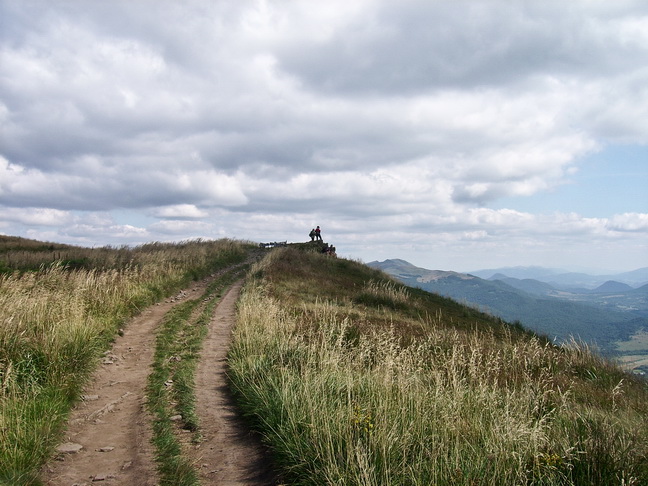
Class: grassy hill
228,247,648,485
2,237,647,485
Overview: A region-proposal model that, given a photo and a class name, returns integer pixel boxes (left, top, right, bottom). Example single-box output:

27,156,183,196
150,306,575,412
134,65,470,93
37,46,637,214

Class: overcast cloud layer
1,0,647,272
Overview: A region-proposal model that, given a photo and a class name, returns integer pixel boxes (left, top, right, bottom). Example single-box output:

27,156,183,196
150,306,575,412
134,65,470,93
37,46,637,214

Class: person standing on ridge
315,226,322,241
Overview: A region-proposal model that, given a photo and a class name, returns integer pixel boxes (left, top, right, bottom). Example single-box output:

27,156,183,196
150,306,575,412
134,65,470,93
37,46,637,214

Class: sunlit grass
228,248,648,486
0,238,251,485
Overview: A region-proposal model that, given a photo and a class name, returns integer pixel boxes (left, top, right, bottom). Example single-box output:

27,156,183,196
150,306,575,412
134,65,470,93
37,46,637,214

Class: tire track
40,263,275,485
192,280,278,485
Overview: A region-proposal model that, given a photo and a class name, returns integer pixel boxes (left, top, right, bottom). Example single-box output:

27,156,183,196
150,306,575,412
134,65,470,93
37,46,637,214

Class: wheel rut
192,280,277,485
41,269,276,485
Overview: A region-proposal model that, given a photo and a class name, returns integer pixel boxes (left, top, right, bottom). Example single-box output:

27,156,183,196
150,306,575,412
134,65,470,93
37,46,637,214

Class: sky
1,0,647,273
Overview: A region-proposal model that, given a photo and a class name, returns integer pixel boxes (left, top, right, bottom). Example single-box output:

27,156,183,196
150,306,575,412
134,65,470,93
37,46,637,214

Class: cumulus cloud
148,220,214,236
0,0,646,271
607,213,648,232
0,156,246,210
149,204,209,219
276,1,648,92
0,206,72,226
64,223,148,240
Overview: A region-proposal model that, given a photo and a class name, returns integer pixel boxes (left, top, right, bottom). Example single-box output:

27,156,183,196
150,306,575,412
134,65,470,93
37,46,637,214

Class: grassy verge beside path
0,239,252,485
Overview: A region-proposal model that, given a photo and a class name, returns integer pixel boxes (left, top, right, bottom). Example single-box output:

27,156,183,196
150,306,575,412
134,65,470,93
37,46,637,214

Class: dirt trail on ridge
192,280,277,484
41,270,276,486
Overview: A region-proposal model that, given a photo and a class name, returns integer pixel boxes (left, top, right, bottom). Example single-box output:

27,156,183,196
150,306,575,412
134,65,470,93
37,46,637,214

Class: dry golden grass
228,247,648,486
0,238,251,485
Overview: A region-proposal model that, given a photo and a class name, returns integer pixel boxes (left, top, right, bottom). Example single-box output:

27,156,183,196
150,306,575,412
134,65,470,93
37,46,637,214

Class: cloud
148,219,214,236
275,1,648,93
607,213,648,232
0,156,247,210
0,0,646,271
64,223,148,240
0,206,71,226
2,1,642,205
149,204,209,219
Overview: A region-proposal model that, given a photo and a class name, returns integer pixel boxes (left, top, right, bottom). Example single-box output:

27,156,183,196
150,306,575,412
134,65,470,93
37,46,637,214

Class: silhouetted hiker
315,226,322,241
309,228,316,241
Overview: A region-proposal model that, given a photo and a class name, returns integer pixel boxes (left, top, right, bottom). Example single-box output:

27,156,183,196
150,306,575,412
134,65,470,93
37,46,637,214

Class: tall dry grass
0,238,251,485
228,249,648,486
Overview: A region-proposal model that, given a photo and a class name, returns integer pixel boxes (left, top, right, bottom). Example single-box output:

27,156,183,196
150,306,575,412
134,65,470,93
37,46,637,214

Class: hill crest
369,259,476,283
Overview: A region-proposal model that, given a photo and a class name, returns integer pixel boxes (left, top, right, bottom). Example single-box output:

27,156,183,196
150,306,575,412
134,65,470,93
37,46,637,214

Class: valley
369,259,648,375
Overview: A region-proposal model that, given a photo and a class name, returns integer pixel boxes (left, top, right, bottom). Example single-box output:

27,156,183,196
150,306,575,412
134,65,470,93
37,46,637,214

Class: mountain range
469,265,648,290
368,259,648,363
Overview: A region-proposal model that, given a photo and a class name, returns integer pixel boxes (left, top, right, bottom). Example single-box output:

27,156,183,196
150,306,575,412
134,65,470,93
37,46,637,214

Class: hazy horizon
367,256,647,277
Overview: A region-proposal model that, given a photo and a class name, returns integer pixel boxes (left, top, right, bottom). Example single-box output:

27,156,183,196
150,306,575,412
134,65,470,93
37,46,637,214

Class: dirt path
41,272,276,485
192,281,277,485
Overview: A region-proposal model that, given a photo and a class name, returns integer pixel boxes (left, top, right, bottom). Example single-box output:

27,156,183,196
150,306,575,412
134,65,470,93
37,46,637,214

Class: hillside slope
369,259,648,356
0,236,256,484
228,247,648,486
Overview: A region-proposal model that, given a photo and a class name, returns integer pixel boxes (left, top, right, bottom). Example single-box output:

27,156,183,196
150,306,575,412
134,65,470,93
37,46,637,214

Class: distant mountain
618,267,648,283
633,283,648,294
470,266,648,289
492,275,556,296
369,259,648,356
470,266,565,281
483,276,648,316
368,259,474,283
593,281,634,293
